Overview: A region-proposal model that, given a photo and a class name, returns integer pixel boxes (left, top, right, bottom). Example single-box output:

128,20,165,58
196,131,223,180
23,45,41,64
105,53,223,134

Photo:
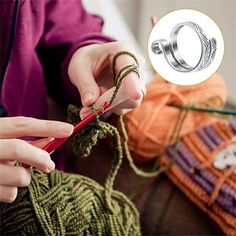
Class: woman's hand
68,42,146,118
0,117,73,203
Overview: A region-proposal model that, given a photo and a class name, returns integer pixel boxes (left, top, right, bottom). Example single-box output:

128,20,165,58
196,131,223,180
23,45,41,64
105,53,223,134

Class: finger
0,139,55,173
79,81,144,119
80,107,92,120
0,164,31,187
151,16,158,26
111,49,144,100
80,99,142,119
114,108,133,116
111,98,142,115
96,42,145,99
68,48,100,107
114,52,147,102
138,60,148,96
122,75,142,101
0,185,17,203
0,160,16,166
29,137,55,148
0,117,74,139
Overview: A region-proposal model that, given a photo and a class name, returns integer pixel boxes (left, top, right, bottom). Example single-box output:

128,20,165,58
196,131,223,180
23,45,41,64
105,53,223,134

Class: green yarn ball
0,168,140,235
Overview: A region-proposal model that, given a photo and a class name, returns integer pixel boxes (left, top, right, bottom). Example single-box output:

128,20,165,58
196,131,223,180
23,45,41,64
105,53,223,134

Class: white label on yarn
213,141,236,175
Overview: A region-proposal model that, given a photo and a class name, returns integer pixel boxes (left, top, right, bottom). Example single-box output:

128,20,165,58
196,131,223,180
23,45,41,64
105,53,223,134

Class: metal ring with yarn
151,21,217,72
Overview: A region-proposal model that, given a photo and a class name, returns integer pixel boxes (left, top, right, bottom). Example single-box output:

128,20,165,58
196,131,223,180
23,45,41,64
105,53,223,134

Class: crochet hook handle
22,101,110,168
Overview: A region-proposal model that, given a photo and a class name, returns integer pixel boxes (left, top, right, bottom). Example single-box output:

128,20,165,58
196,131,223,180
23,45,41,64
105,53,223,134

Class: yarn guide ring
148,9,224,85
151,21,217,72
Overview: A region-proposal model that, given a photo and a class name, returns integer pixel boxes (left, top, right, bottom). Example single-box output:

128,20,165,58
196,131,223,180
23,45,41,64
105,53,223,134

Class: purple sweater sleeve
37,0,114,106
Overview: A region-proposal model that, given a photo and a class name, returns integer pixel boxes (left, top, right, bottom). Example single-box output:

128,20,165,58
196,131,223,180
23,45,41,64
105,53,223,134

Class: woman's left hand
68,42,146,118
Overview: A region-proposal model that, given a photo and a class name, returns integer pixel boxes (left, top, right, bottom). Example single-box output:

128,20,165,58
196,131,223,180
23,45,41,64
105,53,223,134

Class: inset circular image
148,9,224,85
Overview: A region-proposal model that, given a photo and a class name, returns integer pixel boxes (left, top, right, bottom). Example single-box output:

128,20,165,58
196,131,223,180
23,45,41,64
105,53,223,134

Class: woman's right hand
0,116,73,203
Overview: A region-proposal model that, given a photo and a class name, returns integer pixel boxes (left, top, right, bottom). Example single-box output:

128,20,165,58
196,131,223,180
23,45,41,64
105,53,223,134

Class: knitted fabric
161,119,236,236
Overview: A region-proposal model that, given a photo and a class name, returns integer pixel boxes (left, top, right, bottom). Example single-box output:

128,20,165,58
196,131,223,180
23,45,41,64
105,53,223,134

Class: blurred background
83,0,236,105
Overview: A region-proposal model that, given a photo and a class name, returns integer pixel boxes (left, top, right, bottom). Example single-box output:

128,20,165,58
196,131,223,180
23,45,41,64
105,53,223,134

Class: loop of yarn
112,51,139,78
110,51,140,105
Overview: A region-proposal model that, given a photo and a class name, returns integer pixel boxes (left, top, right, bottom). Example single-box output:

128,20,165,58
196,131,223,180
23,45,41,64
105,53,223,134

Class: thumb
73,72,100,107
80,76,100,107
68,56,100,107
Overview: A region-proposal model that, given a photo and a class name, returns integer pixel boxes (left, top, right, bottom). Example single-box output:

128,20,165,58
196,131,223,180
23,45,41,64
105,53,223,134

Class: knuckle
33,149,51,169
44,120,60,134
44,120,53,131
13,116,31,132
78,82,92,96
38,154,51,169
11,139,26,158
16,168,31,187
6,188,17,203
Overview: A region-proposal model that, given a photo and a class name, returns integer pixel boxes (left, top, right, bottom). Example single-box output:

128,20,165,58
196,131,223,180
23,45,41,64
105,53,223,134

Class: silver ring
151,21,217,72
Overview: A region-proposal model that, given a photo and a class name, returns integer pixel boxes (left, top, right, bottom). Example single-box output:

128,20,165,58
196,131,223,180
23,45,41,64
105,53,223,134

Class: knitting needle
22,101,110,168
171,104,236,116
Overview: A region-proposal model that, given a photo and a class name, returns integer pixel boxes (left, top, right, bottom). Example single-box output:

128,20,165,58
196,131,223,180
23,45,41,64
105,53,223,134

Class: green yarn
67,104,81,124
0,120,140,235
0,169,140,235
171,104,236,116
0,51,141,235
0,108,141,235
70,107,123,194
110,64,139,104
70,51,166,178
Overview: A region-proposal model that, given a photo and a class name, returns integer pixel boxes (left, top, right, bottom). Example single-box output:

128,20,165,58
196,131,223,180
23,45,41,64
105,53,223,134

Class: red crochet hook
22,101,110,167
43,101,110,154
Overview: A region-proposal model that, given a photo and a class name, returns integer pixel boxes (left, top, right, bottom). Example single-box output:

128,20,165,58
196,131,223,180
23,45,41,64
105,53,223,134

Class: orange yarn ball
123,74,227,163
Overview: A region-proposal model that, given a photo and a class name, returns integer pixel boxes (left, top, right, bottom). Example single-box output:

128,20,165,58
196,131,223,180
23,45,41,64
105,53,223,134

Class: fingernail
62,124,74,135
130,89,142,101
80,111,91,120
47,160,55,173
47,137,55,142
83,92,93,106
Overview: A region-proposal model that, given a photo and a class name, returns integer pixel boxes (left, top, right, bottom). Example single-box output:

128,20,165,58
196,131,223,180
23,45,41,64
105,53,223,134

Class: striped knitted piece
161,119,236,236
